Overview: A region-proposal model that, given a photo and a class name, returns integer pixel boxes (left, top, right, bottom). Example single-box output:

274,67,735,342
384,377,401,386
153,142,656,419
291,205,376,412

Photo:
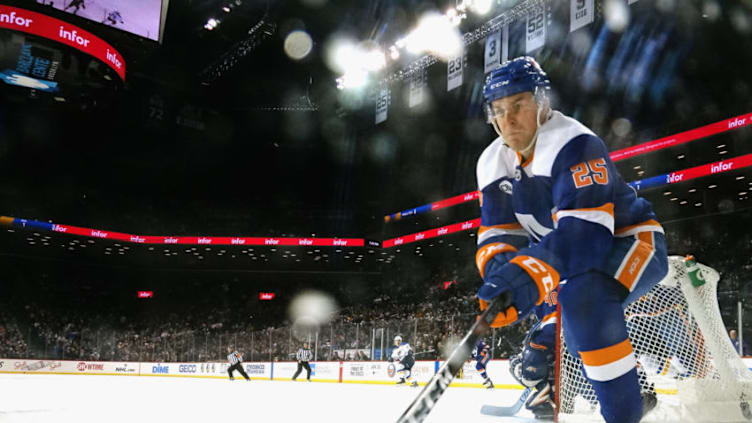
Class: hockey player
472,338,494,389
104,10,124,26
389,335,418,387
474,56,668,423
64,0,86,14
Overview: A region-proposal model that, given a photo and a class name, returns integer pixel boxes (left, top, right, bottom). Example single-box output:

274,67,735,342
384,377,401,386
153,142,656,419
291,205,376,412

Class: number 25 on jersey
570,158,609,189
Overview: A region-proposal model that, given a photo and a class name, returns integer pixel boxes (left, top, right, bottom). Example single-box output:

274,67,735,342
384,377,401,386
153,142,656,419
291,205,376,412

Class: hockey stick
480,387,532,417
396,293,510,423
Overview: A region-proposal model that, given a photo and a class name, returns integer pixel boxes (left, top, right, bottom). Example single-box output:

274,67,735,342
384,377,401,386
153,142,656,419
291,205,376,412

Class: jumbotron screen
35,0,168,42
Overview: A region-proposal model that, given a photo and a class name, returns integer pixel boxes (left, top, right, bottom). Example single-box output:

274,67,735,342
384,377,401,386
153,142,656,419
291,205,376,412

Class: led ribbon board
0,5,125,81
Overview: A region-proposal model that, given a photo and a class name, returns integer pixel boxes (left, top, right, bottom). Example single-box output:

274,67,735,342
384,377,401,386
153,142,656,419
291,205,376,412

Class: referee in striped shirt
226,346,251,381
292,342,313,382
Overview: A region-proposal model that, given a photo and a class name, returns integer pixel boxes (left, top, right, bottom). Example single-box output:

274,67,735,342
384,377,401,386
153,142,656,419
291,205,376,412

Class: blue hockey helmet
483,56,551,122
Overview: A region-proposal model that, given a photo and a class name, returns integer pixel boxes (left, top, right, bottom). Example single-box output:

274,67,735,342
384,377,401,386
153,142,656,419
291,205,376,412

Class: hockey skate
396,377,406,385
410,381,418,387
483,378,494,389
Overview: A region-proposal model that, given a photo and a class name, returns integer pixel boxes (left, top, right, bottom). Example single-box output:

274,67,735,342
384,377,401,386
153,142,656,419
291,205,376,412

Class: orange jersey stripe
552,203,614,223
580,339,634,367
615,236,655,291
615,219,662,235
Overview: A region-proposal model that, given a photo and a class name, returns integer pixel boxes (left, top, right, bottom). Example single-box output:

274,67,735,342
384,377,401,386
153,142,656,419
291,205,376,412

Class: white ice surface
0,374,539,423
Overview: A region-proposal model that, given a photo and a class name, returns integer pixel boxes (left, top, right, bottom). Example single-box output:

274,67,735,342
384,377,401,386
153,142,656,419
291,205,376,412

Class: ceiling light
633,165,641,170
222,6,231,12
716,144,726,149
669,197,678,201
708,184,717,189
736,176,746,180
694,202,702,207
663,191,672,196
688,188,696,193
680,200,688,205
677,154,685,159
719,150,728,155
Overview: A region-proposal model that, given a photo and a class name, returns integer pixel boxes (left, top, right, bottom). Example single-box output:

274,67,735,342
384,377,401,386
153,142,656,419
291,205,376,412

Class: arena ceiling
0,0,751,272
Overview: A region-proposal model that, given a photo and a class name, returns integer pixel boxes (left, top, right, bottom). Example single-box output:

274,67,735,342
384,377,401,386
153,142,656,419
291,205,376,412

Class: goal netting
556,255,752,422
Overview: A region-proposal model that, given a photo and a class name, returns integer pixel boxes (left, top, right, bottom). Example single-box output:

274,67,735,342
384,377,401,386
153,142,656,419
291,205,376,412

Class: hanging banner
408,71,425,108
525,8,546,53
484,30,501,74
447,54,463,91
375,87,389,124
570,0,595,32
502,25,509,63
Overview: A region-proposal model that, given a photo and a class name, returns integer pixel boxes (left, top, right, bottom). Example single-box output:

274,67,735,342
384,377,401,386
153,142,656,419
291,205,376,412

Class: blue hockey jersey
475,111,662,287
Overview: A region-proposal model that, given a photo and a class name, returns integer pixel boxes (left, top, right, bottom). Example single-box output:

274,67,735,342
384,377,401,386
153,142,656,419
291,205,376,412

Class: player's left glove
478,256,559,328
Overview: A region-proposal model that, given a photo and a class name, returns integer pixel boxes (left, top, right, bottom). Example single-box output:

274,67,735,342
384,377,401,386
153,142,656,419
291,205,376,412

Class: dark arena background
1,0,752,421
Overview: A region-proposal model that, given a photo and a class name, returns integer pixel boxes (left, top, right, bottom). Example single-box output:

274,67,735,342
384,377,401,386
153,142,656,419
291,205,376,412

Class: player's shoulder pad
531,111,597,177
477,137,518,191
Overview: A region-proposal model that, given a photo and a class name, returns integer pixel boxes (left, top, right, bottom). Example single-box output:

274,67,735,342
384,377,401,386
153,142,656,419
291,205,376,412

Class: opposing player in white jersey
390,335,418,387
474,57,668,423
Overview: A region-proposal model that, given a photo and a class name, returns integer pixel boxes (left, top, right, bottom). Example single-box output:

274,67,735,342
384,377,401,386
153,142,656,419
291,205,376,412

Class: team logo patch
499,180,513,195
514,169,522,181
387,363,396,378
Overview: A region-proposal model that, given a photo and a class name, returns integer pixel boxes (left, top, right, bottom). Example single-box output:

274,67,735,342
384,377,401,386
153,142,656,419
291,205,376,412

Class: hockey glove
478,255,559,328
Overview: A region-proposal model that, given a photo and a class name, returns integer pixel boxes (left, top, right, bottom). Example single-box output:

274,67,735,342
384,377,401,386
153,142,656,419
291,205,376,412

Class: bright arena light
284,30,314,60
604,0,629,32
405,12,464,59
288,290,339,326
339,68,369,89
471,0,494,15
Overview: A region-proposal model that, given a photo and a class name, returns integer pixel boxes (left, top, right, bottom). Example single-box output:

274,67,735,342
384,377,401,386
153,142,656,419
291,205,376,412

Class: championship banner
570,0,595,32
502,24,509,64
525,8,546,53
484,30,501,74
375,87,389,124
408,70,425,108
447,53,464,91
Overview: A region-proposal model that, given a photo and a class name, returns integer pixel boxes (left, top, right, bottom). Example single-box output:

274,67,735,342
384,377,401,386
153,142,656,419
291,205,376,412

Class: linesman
292,342,313,382
227,346,251,381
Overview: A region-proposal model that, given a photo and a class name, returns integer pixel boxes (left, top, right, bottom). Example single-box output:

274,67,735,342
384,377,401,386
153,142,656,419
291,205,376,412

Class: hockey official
292,342,313,381
226,346,251,381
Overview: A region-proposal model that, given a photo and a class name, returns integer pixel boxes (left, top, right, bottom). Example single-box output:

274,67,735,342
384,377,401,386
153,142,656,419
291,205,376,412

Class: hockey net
556,255,752,422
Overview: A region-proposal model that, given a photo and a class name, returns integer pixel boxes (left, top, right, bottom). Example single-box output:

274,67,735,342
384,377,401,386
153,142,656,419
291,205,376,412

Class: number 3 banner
526,8,546,53
570,0,594,32
484,30,501,74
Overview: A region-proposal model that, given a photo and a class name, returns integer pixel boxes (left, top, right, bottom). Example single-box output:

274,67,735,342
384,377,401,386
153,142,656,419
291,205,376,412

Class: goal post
556,255,752,422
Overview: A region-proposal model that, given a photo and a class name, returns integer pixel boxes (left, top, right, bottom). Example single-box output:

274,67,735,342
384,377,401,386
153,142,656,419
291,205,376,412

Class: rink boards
0,358,524,388
4,357,751,389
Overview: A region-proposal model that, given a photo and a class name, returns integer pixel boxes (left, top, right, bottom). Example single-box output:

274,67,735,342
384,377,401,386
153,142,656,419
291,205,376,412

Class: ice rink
0,374,540,423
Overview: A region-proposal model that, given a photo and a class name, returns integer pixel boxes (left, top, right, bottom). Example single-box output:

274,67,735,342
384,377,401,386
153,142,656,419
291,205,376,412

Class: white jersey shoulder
392,343,412,361
476,137,518,191
530,111,596,177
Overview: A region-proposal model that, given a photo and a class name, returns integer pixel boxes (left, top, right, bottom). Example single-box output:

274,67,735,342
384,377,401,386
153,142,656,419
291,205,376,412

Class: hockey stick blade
480,387,532,417
396,293,511,423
